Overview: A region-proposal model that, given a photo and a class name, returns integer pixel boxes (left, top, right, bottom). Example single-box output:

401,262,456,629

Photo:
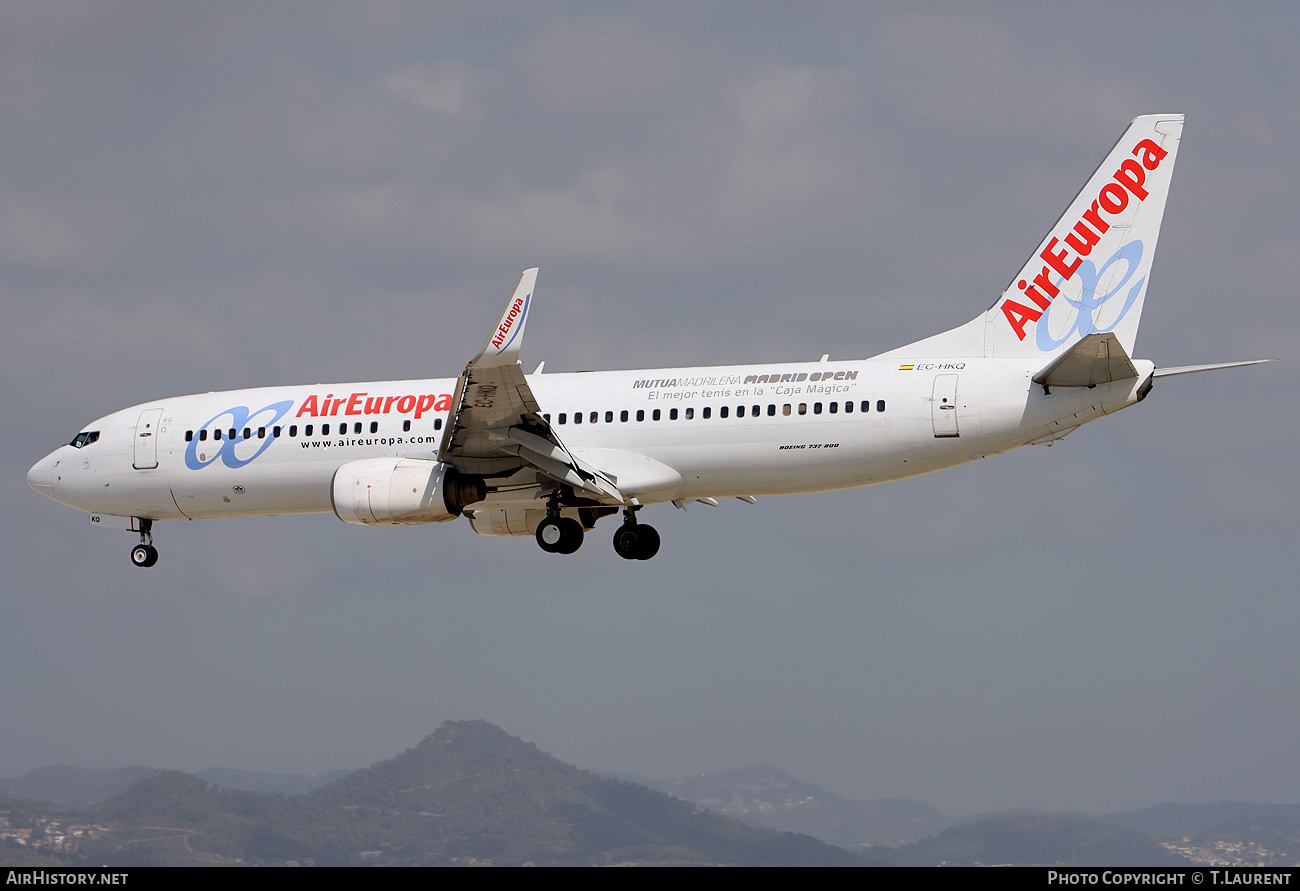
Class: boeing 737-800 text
27,114,1268,566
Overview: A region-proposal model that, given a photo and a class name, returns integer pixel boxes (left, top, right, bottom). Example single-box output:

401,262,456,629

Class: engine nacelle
466,506,616,537
466,508,548,537
331,458,485,526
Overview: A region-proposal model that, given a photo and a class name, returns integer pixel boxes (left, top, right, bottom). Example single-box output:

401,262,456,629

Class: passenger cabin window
877,400,886,412
621,410,629,422
185,430,193,442
289,425,298,437
369,421,378,433
403,420,411,432
435,418,443,430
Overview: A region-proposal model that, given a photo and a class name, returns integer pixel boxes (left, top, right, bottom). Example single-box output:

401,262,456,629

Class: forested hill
3,720,865,867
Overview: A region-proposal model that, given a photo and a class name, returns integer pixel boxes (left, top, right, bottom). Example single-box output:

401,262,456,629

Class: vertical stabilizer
878,114,1183,360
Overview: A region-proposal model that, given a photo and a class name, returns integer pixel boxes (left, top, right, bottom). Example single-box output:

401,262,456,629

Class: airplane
28,113,1270,566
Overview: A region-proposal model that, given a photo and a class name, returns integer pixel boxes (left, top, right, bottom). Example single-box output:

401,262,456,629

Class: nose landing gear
130,519,158,568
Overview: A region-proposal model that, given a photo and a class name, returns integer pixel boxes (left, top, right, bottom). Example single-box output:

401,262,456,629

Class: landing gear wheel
536,517,584,554
131,544,158,568
555,517,584,554
537,518,563,553
613,523,660,560
634,524,659,560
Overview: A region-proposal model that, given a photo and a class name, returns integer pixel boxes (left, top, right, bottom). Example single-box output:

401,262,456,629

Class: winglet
472,268,538,368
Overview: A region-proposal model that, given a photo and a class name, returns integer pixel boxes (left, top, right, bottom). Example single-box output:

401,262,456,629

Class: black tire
536,517,564,553
613,525,642,560
634,524,660,560
556,517,584,554
131,544,155,568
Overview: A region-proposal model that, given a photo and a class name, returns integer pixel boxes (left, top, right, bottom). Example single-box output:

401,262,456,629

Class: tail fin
878,114,1184,360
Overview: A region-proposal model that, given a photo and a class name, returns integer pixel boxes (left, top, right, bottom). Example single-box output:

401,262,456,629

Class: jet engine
331,458,485,526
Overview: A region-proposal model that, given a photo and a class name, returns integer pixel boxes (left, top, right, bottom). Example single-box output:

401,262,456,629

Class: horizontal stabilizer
1153,359,1273,378
1032,333,1137,388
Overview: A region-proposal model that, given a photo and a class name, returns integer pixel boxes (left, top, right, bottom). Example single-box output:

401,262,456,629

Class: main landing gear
535,494,584,554
130,519,158,568
612,506,659,561
535,515,584,554
533,497,661,560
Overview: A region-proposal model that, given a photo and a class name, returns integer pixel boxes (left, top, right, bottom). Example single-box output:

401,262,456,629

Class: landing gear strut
612,506,659,560
535,494,584,554
130,519,158,568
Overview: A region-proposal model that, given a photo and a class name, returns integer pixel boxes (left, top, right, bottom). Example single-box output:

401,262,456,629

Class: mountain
1100,801,1300,839
876,812,1193,867
0,766,158,811
0,765,348,811
9,721,865,867
652,763,951,847
299,720,865,866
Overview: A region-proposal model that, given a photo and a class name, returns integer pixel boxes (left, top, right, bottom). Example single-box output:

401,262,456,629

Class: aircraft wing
437,269,623,502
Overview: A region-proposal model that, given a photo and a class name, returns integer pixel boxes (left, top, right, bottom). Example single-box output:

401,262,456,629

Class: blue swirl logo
1036,240,1146,352
184,400,294,470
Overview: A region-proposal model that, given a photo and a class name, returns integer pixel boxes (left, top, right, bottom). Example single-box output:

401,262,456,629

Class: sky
2,2,1297,817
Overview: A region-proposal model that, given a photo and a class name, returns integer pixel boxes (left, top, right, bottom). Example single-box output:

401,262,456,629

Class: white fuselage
27,355,1152,523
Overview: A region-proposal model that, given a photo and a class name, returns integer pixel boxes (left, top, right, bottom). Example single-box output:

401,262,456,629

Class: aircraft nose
27,455,56,499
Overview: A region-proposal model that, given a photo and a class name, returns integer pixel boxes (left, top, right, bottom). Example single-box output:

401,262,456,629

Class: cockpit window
69,431,100,449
